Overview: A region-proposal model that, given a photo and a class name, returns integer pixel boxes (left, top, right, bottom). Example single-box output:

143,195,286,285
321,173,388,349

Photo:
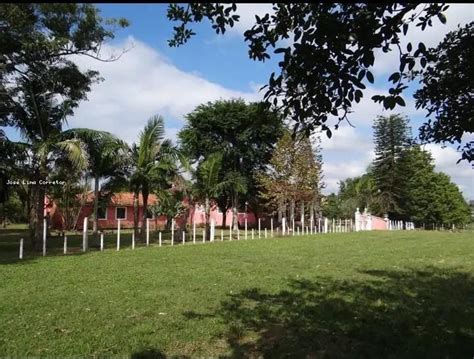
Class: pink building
46,192,257,231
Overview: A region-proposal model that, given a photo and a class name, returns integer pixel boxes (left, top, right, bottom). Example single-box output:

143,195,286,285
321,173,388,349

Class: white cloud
322,151,374,194
68,36,260,144
229,4,274,36
320,125,372,153
423,144,473,199
346,86,419,126
373,4,473,77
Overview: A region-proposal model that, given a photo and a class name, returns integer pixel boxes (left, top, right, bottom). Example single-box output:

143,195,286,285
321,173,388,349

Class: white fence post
202,228,206,243
82,217,88,252
355,208,360,232
146,218,150,246
271,218,274,237
171,219,175,246
64,235,67,254
182,231,185,245
100,232,104,251
159,231,162,247
42,218,47,256
221,229,224,241
258,218,261,238
210,218,215,242
252,228,254,239
324,217,328,233
245,217,248,240
19,238,24,259
132,231,135,249
265,227,267,239
193,221,196,244
117,219,121,251
282,217,286,236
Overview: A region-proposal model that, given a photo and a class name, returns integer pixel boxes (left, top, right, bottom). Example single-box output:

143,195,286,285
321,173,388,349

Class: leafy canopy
167,3,448,139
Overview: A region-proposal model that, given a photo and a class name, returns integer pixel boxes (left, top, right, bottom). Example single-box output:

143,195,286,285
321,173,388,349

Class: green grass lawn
0,229,473,358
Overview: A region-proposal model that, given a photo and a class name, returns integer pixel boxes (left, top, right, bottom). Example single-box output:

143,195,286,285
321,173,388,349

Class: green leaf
395,96,406,106
437,13,447,24
366,71,374,84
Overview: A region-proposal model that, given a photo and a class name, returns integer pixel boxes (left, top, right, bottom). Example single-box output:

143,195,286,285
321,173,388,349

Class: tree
321,193,342,220
130,115,179,238
372,114,412,218
167,4,449,140
338,172,381,218
178,99,283,226
62,129,128,234
193,153,229,239
0,4,128,248
257,130,323,225
414,22,474,163
398,146,470,225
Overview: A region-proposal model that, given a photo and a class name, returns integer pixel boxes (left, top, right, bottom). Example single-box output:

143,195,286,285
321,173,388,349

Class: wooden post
132,231,135,249
159,231,162,247
100,232,103,251
193,221,196,244
146,218,150,246
117,220,121,251
64,235,67,254
43,218,47,256
82,217,88,252
19,238,24,259
271,218,274,237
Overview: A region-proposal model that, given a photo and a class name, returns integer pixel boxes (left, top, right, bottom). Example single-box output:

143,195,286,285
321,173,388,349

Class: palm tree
62,128,129,234
130,115,179,238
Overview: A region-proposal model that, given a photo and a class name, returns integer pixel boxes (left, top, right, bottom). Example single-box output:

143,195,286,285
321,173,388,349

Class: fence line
19,213,466,259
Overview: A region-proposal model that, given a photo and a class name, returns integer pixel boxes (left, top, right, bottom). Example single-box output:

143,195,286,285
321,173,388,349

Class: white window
116,207,127,220
97,207,107,220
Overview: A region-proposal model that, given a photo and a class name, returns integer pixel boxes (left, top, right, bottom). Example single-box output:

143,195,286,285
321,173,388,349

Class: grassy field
0,229,473,358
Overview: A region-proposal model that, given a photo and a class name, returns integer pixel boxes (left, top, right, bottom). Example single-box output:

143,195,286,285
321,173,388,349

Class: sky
4,4,473,199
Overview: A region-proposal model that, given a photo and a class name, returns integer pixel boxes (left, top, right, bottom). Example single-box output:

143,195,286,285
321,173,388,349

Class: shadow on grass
184,267,474,358
131,348,167,359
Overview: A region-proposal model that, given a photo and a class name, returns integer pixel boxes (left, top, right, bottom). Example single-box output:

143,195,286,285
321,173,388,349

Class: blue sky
4,4,473,198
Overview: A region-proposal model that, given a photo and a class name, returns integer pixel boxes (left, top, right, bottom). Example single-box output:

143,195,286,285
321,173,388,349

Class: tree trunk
34,184,46,251
141,188,149,240
92,176,99,235
221,207,227,227
133,190,139,238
